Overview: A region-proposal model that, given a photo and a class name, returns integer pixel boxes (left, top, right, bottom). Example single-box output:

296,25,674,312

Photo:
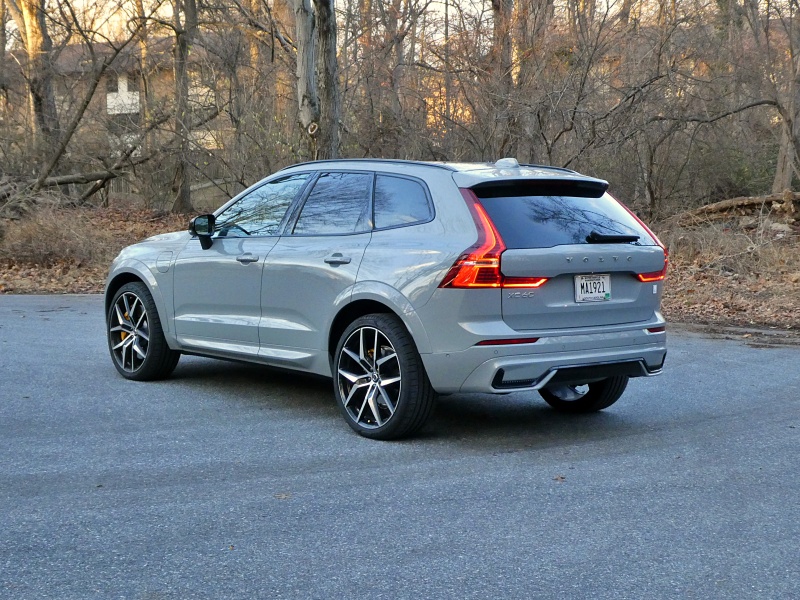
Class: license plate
575,274,611,302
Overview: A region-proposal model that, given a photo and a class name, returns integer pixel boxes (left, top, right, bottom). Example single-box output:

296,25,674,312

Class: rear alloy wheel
107,282,180,381
539,375,629,413
334,314,436,440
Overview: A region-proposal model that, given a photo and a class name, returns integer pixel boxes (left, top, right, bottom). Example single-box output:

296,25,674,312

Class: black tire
333,313,436,440
107,281,180,381
538,375,629,413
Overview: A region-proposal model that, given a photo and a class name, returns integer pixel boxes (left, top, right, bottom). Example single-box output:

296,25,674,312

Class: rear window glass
474,186,655,249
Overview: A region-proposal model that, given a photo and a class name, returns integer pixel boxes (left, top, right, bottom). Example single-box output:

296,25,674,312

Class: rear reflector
646,326,666,333
476,337,540,346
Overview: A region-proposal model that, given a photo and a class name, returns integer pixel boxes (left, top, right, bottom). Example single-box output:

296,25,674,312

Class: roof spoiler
469,178,609,199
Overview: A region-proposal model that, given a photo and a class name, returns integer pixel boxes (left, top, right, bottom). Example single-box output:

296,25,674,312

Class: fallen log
0,170,127,203
673,191,799,225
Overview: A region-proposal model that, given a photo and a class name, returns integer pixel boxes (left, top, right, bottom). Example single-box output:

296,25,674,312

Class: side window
215,173,309,237
374,175,433,229
293,172,372,235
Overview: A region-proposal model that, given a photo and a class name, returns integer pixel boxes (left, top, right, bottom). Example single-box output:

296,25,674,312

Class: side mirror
189,214,215,250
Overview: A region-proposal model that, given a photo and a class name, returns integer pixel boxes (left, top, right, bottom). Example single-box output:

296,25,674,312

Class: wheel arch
328,299,394,361
105,272,147,316
105,262,174,340
328,293,432,362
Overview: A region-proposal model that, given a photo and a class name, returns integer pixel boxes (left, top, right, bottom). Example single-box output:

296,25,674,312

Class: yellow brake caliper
121,312,129,340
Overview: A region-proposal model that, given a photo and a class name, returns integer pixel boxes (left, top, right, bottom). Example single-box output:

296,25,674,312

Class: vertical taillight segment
439,191,505,288
615,195,669,283
438,189,548,289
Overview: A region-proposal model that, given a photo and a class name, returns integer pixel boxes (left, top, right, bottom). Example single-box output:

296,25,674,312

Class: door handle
324,253,352,265
236,253,260,264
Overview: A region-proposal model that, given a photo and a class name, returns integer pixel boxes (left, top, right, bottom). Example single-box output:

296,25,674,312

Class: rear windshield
473,184,655,249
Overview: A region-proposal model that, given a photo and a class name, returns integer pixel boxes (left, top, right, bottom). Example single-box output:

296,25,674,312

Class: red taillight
439,189,548,289
637,266,668,283
615,196,669,283
503,277,549,288
476,337,540,346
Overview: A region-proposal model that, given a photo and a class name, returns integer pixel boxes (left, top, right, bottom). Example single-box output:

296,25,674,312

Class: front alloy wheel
110,290,150,373
334,314,436,440
107,282,179,381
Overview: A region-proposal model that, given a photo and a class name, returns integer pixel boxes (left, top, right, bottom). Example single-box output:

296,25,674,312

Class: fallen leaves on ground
2,207,799,331
0,207,187,294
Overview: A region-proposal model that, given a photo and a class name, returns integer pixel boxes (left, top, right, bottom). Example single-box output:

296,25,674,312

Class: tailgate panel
501,245,665,330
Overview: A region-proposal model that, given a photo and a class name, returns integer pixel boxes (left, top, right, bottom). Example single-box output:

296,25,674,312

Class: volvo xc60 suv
105,158,668,439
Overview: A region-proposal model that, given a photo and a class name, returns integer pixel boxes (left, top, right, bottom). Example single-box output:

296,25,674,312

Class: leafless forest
0,0,797,218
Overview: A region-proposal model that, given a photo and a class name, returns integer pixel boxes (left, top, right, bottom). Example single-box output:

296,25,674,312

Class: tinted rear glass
374,175,432,229
474,185,655,249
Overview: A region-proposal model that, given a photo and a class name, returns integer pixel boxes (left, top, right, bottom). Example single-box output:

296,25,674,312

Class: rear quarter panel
354,169,478,353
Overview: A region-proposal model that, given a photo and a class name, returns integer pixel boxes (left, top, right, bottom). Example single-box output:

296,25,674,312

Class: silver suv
105,158,667,439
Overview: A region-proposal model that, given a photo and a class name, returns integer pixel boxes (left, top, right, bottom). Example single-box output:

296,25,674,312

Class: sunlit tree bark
490,0,514,157
292,0,339,159
170,0,198,213
6,0,60,146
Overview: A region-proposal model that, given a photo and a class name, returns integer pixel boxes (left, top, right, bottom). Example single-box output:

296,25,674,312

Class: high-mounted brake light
439,189,548,289
615,196,669,283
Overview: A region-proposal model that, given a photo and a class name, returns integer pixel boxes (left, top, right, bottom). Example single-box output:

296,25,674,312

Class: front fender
105,258,176,345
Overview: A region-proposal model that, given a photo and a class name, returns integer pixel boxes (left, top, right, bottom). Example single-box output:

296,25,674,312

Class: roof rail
276,158,459,172
517,163,578,174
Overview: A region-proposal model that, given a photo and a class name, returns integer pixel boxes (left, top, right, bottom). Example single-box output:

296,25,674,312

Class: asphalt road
1,295,799,599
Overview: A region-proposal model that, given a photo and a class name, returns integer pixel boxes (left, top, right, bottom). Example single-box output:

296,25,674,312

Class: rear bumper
421,327,667,394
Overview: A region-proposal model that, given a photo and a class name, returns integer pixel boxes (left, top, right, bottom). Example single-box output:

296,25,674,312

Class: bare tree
0,0,797,220
1,0,7,92
292,0,340,159
169,0,198,212
6,0,60,146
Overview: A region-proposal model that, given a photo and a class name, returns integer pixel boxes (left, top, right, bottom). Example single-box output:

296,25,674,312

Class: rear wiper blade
586,230,640,244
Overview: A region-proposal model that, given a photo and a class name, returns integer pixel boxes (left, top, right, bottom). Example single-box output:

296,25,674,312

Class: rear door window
374,175,433,229
473,183,655,249
292,172,372,235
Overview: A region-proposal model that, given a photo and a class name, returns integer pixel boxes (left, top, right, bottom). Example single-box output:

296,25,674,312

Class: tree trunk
292,0,340,160
171,0,198,213
135,0,152,155
293,0,319,151
618,0,634,25
314,0,340,159
772,121,795,194
490,0,515,158
515,0,554,163
7,0,60,147
1,0,7,92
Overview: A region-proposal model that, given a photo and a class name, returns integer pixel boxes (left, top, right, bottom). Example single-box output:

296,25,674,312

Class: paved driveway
1,295,799,599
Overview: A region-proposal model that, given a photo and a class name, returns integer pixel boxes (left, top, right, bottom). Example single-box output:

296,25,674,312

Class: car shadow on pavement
420,393,642,448
163,356,645,448
165,356,333,405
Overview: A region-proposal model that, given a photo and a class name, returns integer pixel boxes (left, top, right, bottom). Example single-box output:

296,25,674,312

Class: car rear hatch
470,180,667,331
